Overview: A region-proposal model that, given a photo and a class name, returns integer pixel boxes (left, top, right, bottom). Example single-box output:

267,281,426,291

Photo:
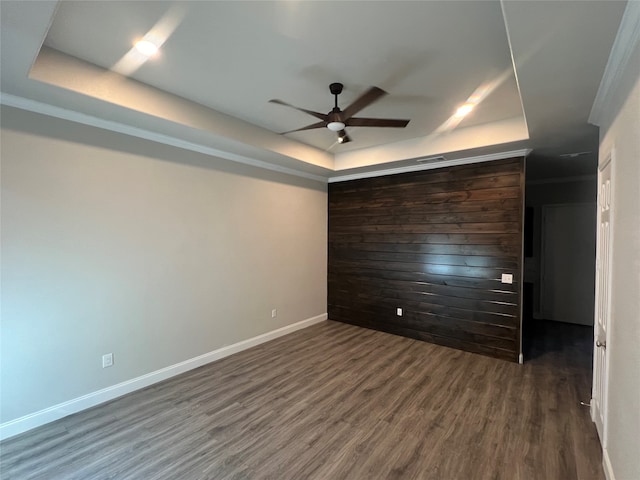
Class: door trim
591,148,615,449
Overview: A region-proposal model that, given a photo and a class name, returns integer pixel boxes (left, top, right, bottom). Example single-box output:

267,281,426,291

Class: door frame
591,148,615,448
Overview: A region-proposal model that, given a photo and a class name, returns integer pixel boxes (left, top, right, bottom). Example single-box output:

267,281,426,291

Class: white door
541,204,597,325
592,157,613,445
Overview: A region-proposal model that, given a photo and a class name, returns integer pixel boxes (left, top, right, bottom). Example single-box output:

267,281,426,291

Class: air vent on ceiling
416,155,446,163
558,151,591,158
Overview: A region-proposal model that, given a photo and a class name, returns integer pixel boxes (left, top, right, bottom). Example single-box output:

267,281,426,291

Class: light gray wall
524,179,597,319
0,106,328,423
538,203,596,325
525,179,596,206
596,34,640,480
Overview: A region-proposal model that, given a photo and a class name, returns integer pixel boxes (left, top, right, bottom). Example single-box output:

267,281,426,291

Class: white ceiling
0,1,628,180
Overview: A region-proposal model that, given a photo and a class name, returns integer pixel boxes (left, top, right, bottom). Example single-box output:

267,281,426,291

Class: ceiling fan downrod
329,82,344,111
327,83,346,132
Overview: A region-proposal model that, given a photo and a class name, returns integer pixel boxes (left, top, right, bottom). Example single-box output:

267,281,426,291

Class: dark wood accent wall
328,158,525,362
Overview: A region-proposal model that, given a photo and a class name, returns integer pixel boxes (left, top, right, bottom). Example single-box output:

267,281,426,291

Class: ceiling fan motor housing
327,110,343,123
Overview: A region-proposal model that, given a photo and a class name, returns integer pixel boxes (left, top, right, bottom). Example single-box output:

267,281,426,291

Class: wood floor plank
0,320,602,480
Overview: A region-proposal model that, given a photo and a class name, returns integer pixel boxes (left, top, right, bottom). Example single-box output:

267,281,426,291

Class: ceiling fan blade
280,121,327,134
269,99,327,121
346,117,410,128
341,86,387,120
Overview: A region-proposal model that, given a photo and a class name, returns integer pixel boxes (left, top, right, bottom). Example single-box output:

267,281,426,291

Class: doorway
522,175,598,361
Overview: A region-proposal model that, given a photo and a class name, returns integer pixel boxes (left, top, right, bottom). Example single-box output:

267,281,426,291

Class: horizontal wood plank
329,285,519,316
329,186,522,209
328,273,519,303
328,265,519,292
329,294,518,328
330,258,518,281
330,174,521,204
328,241,522,257
328,232,521,246
329,209,521,226
328,158,524,361
328,305,517,340
330,158,523,194
332,315,518,361
329,197,521,217
329,248,519,269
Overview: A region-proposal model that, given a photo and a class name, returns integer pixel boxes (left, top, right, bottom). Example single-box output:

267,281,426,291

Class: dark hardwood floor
0,320,602,480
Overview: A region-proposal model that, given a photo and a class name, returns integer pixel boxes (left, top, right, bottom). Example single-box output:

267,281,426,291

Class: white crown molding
0,93,329,183
2,93,532,186
589,1,640,126
328,149,531,183
0,313,328,441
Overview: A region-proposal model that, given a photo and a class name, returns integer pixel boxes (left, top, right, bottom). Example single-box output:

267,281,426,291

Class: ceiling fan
269,83,410,144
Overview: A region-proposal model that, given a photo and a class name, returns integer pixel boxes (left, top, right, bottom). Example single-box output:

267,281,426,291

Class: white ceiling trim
0,92,532,186
589,0,640,126
328,149,531,183
334,117,529,171
29,47,334,172
0,92,329,183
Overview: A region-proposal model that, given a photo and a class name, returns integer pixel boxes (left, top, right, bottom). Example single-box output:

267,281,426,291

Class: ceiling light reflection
134,40,159,56
435,66,514,134
111,4,185,76
454,103,474,118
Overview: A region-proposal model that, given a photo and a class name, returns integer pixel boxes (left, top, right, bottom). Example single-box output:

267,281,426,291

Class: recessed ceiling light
454,103,474,118
134,40,159,56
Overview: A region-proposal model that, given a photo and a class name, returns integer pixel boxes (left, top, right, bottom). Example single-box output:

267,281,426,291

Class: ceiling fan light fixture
337,130,351,144
327,121,346,132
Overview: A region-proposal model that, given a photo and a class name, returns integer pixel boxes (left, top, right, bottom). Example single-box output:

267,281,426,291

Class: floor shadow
523,318,594,367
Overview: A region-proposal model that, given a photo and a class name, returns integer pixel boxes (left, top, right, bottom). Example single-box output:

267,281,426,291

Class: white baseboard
603,448,616,480
0,313,327,441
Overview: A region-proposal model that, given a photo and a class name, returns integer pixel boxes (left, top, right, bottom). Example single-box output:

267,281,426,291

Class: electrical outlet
271,309,277,318
102,353,113,368
501,273,514,284
396,308,403,316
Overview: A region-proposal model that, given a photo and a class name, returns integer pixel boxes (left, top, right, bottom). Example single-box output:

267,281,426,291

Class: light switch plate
396,308,403,316
501,273,513,284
